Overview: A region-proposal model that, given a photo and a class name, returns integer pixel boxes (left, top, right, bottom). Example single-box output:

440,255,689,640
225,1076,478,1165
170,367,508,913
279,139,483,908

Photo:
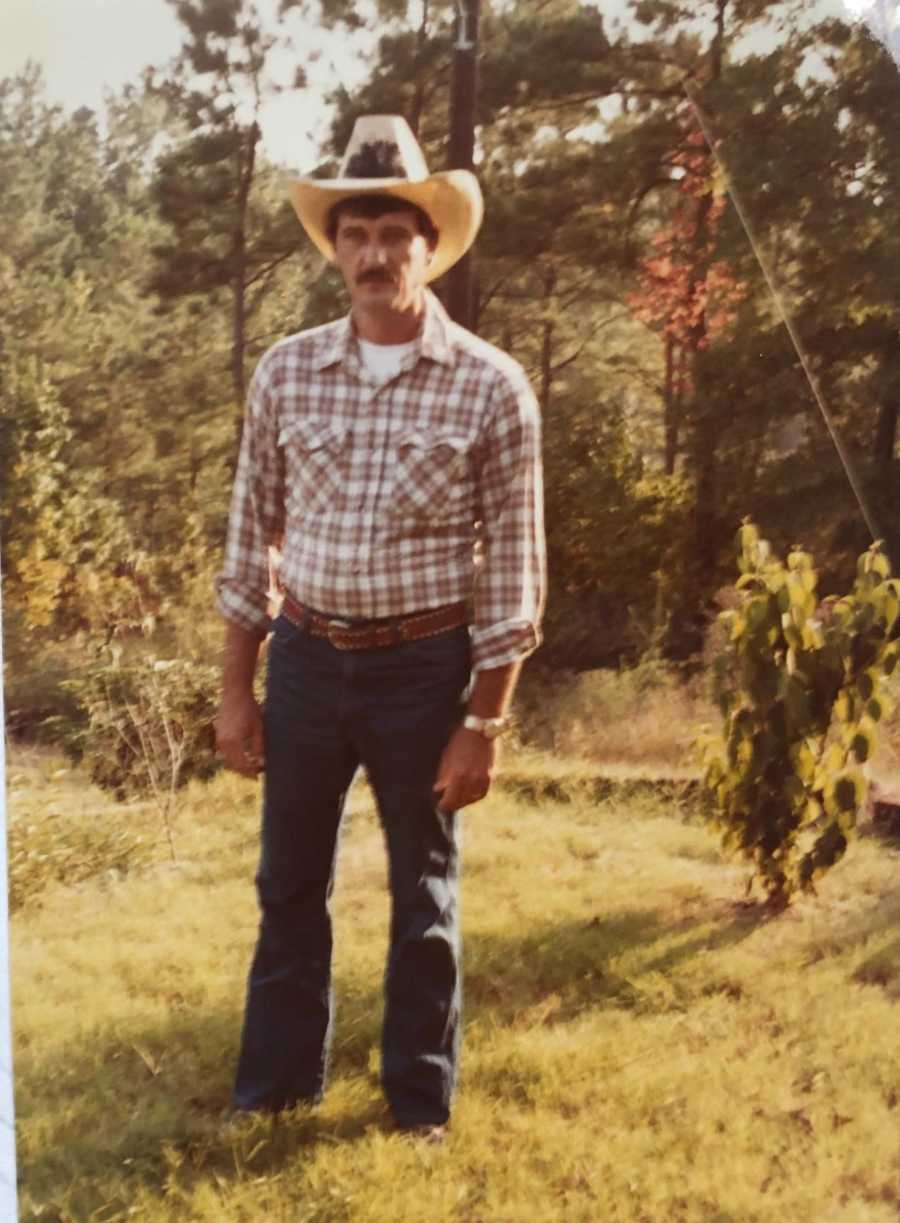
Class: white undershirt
357,337,417,381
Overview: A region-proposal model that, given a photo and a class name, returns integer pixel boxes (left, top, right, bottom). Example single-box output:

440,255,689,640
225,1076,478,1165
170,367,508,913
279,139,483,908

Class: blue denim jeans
233,613,471,1126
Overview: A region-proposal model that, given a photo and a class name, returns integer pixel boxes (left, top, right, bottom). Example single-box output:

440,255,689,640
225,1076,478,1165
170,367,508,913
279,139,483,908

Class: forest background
2,0,900,741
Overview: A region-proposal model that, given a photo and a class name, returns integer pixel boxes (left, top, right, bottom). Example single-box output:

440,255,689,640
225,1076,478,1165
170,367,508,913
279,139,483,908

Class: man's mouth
358,273,395,286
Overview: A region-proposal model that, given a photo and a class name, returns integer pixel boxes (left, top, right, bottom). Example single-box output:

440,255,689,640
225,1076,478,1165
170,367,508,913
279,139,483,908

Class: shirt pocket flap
279,418,348,453
392,430,471,521
398,430,468,455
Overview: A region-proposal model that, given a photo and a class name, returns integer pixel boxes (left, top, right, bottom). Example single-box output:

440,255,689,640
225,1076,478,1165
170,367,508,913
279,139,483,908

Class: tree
147,0,309,441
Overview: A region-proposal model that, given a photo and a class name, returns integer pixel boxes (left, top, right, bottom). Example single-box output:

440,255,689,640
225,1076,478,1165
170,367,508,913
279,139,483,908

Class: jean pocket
392,430,470,521
268,612,304,649
279,418,349,516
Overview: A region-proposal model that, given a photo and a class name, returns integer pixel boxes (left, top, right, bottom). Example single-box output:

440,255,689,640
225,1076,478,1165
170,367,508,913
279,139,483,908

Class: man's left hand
433,725,497,812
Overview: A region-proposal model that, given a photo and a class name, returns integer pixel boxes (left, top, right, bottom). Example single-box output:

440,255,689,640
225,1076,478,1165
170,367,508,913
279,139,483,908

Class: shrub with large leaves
700,522,899,908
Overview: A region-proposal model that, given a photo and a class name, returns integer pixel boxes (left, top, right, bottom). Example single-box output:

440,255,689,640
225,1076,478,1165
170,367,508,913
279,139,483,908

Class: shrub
698,522,899,909
57,655,220,859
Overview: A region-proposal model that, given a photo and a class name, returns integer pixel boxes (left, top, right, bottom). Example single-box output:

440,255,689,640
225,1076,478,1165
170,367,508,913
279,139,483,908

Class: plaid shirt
216,290,545,671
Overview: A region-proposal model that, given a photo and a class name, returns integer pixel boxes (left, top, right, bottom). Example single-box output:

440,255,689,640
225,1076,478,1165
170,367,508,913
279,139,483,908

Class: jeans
233,613,471,1126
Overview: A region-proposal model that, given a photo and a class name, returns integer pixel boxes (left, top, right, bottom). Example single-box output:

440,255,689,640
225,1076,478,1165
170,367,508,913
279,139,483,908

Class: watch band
463,714,510,740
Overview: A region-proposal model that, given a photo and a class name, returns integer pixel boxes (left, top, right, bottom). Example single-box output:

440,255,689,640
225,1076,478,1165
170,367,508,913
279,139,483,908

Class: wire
681,77,884,547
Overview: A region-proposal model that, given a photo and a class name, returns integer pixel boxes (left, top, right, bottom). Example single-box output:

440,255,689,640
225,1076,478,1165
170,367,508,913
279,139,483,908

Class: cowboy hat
287,115,483,283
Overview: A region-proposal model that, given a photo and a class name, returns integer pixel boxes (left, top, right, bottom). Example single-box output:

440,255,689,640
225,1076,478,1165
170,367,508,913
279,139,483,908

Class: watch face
463,714,509,739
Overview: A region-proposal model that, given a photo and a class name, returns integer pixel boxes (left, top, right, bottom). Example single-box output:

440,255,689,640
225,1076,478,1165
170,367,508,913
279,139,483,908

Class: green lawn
8,746,900,1222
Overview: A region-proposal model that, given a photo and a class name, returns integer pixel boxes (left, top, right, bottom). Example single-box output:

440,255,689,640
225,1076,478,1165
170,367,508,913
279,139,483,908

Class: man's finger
249,717,265,762
217,735,261,778
432,756,450,795
437,779,489,812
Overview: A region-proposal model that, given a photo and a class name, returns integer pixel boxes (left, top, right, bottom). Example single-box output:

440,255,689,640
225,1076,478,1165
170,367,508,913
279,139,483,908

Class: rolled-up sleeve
215,355,284,634
471,367,546,671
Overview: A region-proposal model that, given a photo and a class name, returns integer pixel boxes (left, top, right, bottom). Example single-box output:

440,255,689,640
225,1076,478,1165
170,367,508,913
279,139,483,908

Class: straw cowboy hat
288,115,484,283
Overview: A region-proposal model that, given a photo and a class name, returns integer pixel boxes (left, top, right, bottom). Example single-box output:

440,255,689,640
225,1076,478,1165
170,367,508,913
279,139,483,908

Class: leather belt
280,591,469,651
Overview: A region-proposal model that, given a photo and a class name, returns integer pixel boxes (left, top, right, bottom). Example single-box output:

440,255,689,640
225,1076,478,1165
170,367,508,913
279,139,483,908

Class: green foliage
4,363,156,635
0,65,299,675
61,655,220,801
541,390,692,666
699,522,900,908
58,655,221,858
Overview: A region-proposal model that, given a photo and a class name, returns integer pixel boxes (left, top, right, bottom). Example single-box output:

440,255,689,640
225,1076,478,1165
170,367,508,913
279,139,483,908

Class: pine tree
147,0,308,442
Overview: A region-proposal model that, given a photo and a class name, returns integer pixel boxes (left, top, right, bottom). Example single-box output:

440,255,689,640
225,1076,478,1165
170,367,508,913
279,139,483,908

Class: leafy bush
58,655,220,859
699,523,899,908
2,605,86,741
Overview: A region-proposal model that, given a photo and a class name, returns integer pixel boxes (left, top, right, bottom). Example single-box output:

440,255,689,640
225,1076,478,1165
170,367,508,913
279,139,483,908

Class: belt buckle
326,617,353,649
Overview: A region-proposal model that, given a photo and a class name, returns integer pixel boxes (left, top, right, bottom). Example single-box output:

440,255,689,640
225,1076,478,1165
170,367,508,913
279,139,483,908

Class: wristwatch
462,714,511,740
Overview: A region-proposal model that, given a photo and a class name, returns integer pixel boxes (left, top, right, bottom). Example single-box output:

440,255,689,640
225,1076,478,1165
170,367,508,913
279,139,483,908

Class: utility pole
445,0,481,331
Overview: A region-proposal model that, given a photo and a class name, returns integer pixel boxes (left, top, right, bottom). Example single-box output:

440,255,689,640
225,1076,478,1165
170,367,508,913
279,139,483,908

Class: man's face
333,207,433,314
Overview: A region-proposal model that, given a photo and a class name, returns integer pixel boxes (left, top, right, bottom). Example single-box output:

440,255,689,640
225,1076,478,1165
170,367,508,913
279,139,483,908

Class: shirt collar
312,289,456,373
418,290,456,367
313,315,354,372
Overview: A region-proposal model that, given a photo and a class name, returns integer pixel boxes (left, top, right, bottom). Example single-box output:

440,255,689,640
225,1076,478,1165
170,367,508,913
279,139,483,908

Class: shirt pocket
279,418,349,517
392,429,470,521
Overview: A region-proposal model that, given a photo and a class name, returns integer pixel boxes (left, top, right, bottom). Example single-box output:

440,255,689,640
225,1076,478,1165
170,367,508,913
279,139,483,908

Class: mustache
357,270,395,285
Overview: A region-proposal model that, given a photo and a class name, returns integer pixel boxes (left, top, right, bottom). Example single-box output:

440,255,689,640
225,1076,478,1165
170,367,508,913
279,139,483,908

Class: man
215,115,545,1136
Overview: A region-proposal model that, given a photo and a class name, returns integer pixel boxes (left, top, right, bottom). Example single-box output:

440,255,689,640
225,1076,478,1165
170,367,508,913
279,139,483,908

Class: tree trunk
231,121,259,446
409,0,429,137
445,0,481,331
873,333,899,471
873,349,900,570
663,333,682,475
874,397,898,469
692,349,719,573
688,0,728,570
539,267,557,412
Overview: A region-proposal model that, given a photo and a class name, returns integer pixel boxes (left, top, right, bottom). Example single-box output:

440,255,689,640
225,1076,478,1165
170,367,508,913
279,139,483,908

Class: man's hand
215,691,265,778
433,725,497,812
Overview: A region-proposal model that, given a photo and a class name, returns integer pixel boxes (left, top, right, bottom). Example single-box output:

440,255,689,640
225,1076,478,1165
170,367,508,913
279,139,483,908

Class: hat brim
287,171,483,283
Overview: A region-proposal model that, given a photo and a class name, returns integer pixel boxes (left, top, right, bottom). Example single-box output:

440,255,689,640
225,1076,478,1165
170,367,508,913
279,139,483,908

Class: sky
0,0,376,170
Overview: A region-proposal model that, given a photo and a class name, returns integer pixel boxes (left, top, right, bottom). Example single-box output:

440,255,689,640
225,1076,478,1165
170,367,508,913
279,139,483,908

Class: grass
514,661,712,769
8,742,900,1222
5,747,153,913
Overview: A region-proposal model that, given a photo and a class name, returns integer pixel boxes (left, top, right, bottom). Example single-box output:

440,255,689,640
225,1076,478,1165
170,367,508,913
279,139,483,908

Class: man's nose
360,240,389,267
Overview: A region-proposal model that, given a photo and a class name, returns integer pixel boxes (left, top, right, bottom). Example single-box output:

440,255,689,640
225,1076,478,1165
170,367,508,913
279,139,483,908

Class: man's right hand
215,691,265,778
